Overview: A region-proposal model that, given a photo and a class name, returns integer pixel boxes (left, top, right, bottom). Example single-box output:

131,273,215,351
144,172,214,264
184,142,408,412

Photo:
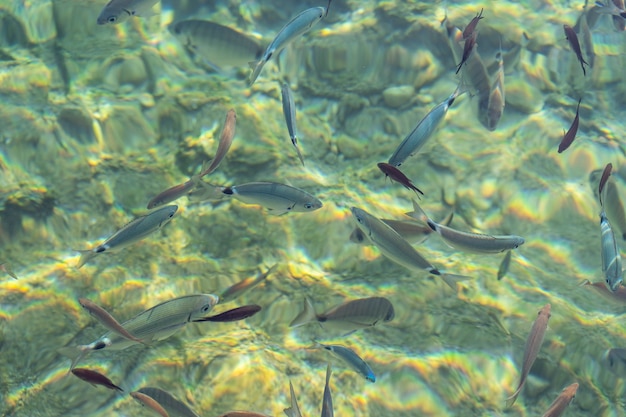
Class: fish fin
0,263,17,279
187,182,225,202
440,211,454,227
505,382,524,408
293,143,305,166
405,199,430,224
440,273,471,289
75,250,98,269
289,297,317,327
57,345,90,370
248,59,265,85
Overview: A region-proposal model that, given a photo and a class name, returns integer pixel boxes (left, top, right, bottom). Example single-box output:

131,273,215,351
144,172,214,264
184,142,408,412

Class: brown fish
71,368,123,392
456,32,477,74
557,98,581,153
580,279,626,305
599,162,613,205
131,391,170,417
192,305,262,322
137,387,199,417
563,25,589,76
78,298,144,344
541,382,578,417
198,109,237,177
462,8,484,40
147,180,196,209
506,303,551,408
219,264,277,302
216,413,271,417
377,162,424,196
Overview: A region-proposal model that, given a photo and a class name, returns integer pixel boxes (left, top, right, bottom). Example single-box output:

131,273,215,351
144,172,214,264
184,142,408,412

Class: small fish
506,303,551,408
317,342,376,382
0,262,17,279
377,162,424,196
497,250,512,280
216,413,271,417
281,82,305,166
388,82,465,167
580,279,626,304
249,1,331,85
290,296,395,333
598,163,623,292
147,181,196,209
283,381,303,417
192,305,261,322
198,109,237,177
97,0,159,25
603,176,626,240
137,387,199,417
563,25,589,76
321,363,334,417
557,98,581,153
220,265,277,303
78,298,143,344
462,8,484,40
486,44,505,131
131,391,170,417
606,348,626,375
349,212,453,246
599,163,613,202
76,205,178,268
541,382,579,417
222,182,322,215
71,368,123,392
456,32,478,74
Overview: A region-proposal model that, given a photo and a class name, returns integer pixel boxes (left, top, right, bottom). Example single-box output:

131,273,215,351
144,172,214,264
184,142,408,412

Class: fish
408,200,525,254
192,305,262,322
602,176,626,240
130,391,170,417
317,342,376,382
59,294,219,369
222,182,322,215
388,82,465,167
594,1,625,16
137,387,199,417
216,413,271,417
377,162,424,196
486,44,505,131
281,82,305,166
557,98,581,153
606,348,626,375
462,8,484,40
290,296,394,333
497,250,512,280
283,381,303,417
249,1,331,85
147,181,196,209
321,363,334,417
198,109,237,177
456,32,478,74
506,303,551,408
71,368,123,392
541,382,579,417
220,264,277,302
0,262,17,279
563,25,589,76
170,20,263,71
350,207,469,289
97,0,160,25
580,279,626,304
599,163,613,200
598,163,623,292
76,205,178,268
78,298,143,344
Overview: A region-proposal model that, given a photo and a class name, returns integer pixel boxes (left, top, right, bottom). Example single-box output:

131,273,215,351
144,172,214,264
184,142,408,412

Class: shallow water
1,0,626,416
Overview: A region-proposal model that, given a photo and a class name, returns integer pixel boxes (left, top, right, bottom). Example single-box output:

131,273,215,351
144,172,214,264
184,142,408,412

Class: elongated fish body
581,279,626,304
318,343,376,382
224,182,322,214
71,368,123,392
131,391,170,417
193,305,262,322
281,82,305,166
350,218,434,245
321,364,334,417
171,21,262,70
216,413,271,417
147,181,195,209
249,7,326,85
77,205,178,268
557,98,581,153
603,177,626,240
507,303,551,408
97,0,159,25
200,109,237,177
563,25,589,76
600,210,622,291
220,264,277,302
138,387,199,417
283,381,303,417
497,250,512,280
541,382,578,417
486,47,505,131
78,298,143,343
388,84,463,167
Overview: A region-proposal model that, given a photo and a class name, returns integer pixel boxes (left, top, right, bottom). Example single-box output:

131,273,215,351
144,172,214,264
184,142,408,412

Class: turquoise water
1,0,626,416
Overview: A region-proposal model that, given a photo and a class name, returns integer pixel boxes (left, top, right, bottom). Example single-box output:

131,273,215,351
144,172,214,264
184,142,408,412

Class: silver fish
220,264,277,303
281,82,305,166
283,381,303,417
76,205,177,268
506,303,551,408
290,296,394,333
408,200,524,254
350,212,454,245
321,363,334,417
541,382,578,417
317,342,376,382
486,44,505,131
223,182,322,215
388,82,465,167
138,387,199,417
78,298,143,344
351,207,468,289
170,21,263,71
249,4,329,85
97,0,159,25
131,391,169,417
599,168,623,292
603,177,626,241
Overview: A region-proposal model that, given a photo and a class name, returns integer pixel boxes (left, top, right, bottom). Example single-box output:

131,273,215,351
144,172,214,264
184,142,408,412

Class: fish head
350,207,373,236
158,205,178,227
97,2,133,25
606,275,623,292
511,237,525,249
302,198,323,212
349,228,367,244
188,294,220,321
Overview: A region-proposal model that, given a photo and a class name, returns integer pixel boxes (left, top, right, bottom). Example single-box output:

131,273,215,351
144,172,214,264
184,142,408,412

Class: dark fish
138,387,199,417
147,181,196,209
220,264,277,303
456,32,477,74
193,305,262,322
377,162,424,196
198,109,237,177
71,368,123,392
541,382,578,417
563,25,589,76
462,8,484,40
581,279,626,304
131,391,169,417
557,98,581,153
599,163,613,205
216,413,271,417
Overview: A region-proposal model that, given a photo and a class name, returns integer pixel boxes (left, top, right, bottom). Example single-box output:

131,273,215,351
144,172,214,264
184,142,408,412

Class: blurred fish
76,205,178,268
281,82,305,166
216,413,271,417
599,163,623,292
486,44,505,131
377,162,424,196
78,298,143,344
321,363,334,417
497,250,512,280
131,391,169,417
506,303,551,408
541,382,578,417
351,206,469,289
388,82,465,167
220,264,277,302
603,176,626,240
147,181,196,209
0,262,17,279
557,98,581,153
290,296,394,333
580,279,626,304
349,212,453,246
97,0,159,25
170,21,263,71
249,1,331,85
71,368,123,392
594,1,625,15
456,32,478,74
578,12,595,70
563,25,589,76
222,182,322,215
408,200,525,253
198,109,237,177
462,8,484,40
283,381,302,417
138,387,199,417
317,342,376,382
606,348,626,375
192,305,261,322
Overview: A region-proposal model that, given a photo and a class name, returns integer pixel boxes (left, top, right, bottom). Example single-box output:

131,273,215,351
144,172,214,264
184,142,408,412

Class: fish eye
201,304,210,313
107,15,117,23
304,203,313,209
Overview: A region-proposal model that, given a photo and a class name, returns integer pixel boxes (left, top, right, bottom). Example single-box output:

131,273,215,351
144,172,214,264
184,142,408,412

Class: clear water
0,0,624,416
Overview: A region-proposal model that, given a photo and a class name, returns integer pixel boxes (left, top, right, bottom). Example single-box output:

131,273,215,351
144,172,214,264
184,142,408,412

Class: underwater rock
505,78,544,114
17,0,57,44
382,85,415,109
0,8,29,48
100,103,156,152
0,60,51,106
102,54,149,92
0,184,55,236
57,105,95,144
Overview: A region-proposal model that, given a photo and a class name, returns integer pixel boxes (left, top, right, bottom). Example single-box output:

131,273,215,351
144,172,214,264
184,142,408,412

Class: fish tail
505,384,523,408
75,250,97,269
187,182,226,202
57,345,90,370
289,297,317,327
440,273,471,289
248,60,264,86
